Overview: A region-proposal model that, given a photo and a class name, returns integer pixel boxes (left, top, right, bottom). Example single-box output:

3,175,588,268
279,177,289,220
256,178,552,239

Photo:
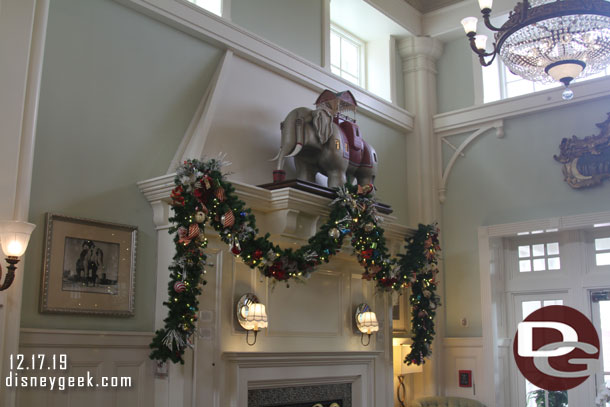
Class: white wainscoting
16,329,155,407
442,337,486,403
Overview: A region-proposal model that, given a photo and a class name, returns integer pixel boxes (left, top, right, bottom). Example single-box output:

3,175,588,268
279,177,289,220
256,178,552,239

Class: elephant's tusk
286,143,303,157
570,157,593,180
268,150,281,161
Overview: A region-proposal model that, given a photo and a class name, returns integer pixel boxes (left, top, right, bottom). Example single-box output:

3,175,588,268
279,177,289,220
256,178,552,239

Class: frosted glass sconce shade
0,221,36,257
478,0,493,11
236,293,268,346
0,220,36,291
460,17,478,34
357,311,379,334
245,303,268,331
355,303,379,346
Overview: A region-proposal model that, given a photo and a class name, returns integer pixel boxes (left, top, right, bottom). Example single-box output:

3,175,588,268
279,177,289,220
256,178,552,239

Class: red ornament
215,186,225,201
193,176,214,203
173,281,186,293
170,186,185,206
253,250,263,259
361,249,374,259
231,239,242,255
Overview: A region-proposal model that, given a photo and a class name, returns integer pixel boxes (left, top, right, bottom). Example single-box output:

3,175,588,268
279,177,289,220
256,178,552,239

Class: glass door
592,290,610,406
510,293,570,407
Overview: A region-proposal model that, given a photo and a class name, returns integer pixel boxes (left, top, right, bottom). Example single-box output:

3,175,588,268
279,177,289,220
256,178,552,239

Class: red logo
513,305,600,391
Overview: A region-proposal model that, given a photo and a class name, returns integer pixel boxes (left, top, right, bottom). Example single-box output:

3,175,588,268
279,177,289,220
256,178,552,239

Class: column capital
398,36,443,60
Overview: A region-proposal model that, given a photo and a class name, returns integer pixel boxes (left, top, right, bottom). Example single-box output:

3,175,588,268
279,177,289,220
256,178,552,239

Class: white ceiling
330,0,413,41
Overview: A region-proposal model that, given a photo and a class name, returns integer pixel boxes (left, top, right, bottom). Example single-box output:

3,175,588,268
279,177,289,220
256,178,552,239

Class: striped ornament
222,210,235,228
173,281,186,293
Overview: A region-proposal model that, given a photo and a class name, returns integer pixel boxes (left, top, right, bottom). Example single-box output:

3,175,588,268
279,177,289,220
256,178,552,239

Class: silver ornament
329,228,341,239
364,222,375,232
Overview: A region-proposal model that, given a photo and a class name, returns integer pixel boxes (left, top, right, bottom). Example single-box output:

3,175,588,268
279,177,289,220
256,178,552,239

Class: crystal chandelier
461,0,610,100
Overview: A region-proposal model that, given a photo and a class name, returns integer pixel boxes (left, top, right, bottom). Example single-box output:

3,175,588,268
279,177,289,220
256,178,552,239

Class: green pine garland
149,158,441,365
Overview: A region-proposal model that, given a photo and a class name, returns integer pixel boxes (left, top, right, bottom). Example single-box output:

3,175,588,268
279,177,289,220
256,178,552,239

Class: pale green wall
442,95,610,336
23,0,223,331
231,0,323,66
437,37,474,113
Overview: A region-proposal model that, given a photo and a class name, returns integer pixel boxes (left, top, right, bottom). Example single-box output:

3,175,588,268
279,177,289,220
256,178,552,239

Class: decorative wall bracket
438,120,504,203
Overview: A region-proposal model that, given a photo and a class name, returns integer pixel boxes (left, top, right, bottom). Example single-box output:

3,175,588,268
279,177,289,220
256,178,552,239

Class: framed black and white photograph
40,213,137,316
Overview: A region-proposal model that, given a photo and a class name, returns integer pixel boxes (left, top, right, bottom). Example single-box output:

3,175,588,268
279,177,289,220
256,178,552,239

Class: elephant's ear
312,109,334,145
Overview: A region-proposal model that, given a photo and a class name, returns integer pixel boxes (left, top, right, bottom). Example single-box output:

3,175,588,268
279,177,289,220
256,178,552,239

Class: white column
398,36,443,225
0,0,48,406
398,36,444,400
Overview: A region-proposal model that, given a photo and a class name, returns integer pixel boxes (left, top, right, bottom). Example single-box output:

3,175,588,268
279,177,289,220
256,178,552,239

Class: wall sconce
355,303,379,346
236,293,267,346
0,220,36,291
393,343,423,407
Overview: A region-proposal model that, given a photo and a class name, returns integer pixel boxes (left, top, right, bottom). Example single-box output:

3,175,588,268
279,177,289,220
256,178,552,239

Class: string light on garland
149,158,441,365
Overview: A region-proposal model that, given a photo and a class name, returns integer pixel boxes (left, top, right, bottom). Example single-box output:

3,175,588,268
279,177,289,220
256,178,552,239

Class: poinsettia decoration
149,158,441,365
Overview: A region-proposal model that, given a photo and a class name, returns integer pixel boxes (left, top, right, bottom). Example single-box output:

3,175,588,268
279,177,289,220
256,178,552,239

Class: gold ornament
194,211,206,223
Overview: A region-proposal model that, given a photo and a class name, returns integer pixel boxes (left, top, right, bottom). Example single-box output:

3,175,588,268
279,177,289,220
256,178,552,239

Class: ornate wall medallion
554,113,610,189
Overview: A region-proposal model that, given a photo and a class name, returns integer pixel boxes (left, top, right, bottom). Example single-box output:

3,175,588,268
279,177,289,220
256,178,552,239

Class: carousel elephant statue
271,106,378,189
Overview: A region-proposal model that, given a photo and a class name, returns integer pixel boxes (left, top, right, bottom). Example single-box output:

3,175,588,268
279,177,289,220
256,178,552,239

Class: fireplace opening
248,383,352,407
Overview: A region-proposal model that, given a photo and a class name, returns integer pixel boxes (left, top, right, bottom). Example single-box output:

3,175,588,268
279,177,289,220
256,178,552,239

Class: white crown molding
434,75,610,135
114,0,414,131
19,328,154,348
479,210,610,238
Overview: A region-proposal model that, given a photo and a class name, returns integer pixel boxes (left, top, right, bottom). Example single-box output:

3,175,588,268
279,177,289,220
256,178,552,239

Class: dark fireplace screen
248,383,351,407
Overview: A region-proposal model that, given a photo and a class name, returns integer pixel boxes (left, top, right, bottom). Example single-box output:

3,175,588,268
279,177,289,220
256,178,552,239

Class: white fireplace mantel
138,173,414,250
137,174,407,407
224,351,383,407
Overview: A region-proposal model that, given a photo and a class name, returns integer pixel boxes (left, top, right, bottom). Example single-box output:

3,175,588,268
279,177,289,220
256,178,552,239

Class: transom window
518,241,560,272
595,237,610,266
483,60,610,102
186,0,222,16
330,25,365,87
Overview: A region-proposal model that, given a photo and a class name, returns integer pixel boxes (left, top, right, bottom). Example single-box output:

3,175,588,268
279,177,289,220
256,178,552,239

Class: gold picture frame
40,213,137,316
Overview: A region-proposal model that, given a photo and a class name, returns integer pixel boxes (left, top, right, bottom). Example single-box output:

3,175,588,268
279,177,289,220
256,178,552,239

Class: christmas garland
149,158,441,365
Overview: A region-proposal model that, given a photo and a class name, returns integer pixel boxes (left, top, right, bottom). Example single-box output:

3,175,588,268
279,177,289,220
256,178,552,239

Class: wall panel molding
17,329,155,407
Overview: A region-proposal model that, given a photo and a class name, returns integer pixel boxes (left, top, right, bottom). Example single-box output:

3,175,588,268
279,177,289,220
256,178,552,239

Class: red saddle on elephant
337,120,373,167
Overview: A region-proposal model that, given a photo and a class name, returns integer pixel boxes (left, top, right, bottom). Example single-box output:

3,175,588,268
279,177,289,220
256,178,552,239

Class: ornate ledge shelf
138,174,413,248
